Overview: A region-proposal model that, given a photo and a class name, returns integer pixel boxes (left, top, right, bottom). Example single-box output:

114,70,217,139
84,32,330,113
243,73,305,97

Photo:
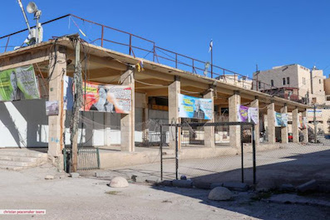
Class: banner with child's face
80,81,131,113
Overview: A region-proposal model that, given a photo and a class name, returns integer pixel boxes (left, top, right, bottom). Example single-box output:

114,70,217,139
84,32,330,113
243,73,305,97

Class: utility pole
70,36,82,172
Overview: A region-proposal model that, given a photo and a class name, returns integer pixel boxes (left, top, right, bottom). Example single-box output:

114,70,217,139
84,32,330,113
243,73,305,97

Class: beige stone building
253,64,325,105
254,64,330,134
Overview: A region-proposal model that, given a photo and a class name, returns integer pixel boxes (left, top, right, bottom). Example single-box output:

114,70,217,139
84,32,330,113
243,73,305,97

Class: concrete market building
0,15,309,169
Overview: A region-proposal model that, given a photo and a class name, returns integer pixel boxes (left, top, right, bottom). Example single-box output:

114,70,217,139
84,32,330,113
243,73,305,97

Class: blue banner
178,94,212,120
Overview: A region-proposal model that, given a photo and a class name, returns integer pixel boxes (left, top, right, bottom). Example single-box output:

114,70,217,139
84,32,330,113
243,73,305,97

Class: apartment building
253,64,325,105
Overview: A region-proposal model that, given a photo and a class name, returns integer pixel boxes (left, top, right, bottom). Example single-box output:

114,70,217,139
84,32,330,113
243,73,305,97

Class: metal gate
159,121,257,185
63,147,100,172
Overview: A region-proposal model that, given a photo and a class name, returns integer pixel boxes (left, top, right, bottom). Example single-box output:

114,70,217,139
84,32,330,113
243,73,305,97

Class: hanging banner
275,112,283,127
82,81,131,113
302,117,308,129
281,113,288,127
0,65,40,101
236,105,259,124
299,116,307,129
248,107,259,125
178,94,213,120
0,68,17,101
237,105,249,122
16,65,40,99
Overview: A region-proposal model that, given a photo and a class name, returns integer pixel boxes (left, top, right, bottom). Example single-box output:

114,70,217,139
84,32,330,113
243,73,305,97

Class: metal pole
160,125,163,181
252,124,256,185
129,34,132,56
17,0,31,33
211,47,213,78
101,26,104,47
314,104,317,143
240,125,244,183
5,36,10,52
175,124,178,180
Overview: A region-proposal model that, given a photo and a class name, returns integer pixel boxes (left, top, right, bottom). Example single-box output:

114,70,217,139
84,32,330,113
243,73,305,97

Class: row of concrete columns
168,78,309,151
48,51,308,159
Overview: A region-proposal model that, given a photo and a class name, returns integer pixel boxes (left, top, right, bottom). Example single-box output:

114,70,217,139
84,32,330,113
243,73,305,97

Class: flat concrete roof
0,36,309,112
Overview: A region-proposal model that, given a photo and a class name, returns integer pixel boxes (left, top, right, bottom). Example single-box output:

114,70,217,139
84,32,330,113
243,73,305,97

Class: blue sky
1,0,330,78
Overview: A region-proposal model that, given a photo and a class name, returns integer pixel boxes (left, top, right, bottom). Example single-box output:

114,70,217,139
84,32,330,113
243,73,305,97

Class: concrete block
146,177,160,184
172,180,193,188
194,181,211,189
223,182,249,192
297,179,317,192
70,172,79,178
210,182,223,189
160,180,173,186
280,184,295,192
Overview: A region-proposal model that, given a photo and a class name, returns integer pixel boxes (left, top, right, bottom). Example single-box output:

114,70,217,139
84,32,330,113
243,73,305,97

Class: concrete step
0,155,38,162
0,150,47,158
0,164,24,171
0,149,48,171
0,160,35,167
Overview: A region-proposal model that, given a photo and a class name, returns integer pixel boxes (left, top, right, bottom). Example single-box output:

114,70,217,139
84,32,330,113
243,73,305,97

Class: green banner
0,65,40,101
0,69,17,101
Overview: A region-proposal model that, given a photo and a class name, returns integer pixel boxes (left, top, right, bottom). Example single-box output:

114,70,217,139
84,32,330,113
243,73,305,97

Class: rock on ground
208,187,233,201
110,176,129,188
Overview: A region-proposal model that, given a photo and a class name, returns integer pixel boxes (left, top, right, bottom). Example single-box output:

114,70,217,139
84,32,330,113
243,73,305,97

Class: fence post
101,26,104,47
175,124,179,180
175,54,178,69
129,34,132,56
153,44,156,62
252,123,256,185
160,125,163,181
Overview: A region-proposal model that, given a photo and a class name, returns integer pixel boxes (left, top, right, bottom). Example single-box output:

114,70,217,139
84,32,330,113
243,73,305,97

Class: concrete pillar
204,87,215,148
48,46,66,158
280,105,288,144
267,102,276,144
168,76,180,150
104,112,111,146
142,94,149,143
292,108,299,143
120,67,135,152
250,98,260,147
229,91,240,149
302,111,308,143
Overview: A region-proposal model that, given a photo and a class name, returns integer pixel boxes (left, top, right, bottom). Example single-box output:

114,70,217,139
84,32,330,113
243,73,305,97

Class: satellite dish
27,2,38,14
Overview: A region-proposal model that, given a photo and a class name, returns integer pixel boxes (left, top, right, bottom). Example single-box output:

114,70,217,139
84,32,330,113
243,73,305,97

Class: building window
319,79,322,84
283,78,286,85
302,77,306,85
271,80,274,87
258,81,261,89
312,97,317,104
287,77,290,84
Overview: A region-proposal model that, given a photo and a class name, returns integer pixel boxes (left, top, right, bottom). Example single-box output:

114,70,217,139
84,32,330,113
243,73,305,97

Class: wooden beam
0,50,50,71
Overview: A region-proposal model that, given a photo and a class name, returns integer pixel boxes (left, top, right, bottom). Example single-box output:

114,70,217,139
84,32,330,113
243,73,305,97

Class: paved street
0,143,329,219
